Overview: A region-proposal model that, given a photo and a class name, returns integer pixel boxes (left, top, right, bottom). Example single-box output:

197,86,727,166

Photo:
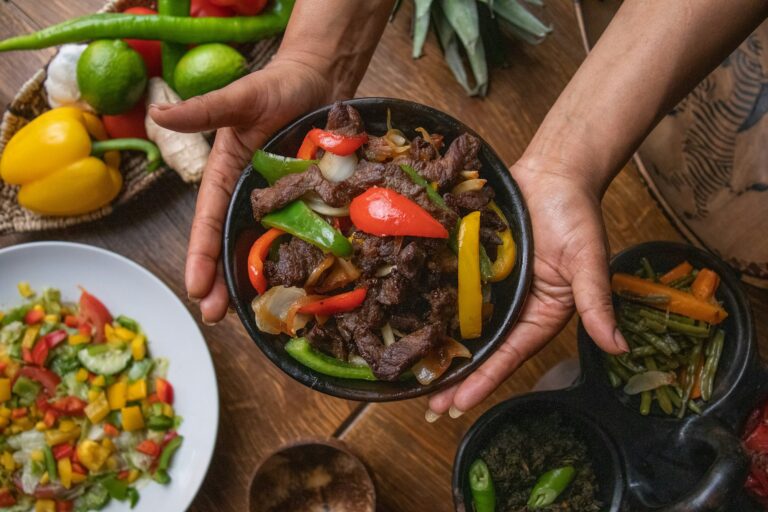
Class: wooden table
1,1,766,510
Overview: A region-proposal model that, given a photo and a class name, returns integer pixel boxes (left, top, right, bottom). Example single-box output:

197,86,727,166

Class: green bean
655,385,674,415
640,257,656,280
669,274,696,289
678,342,701,418
631,345,657,357
608,370,622,388
617,354,645,373
636,309,709,336
606,356,632,381
701,330,725,402
640,332,674,357
664,334,681,353
688,400,702,414
640,391,652,416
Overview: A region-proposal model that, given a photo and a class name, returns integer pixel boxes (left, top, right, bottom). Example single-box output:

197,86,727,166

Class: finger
200,266,230,325
571,245,629,355
428,384,459,418
149,75,264,133
185,132,250,300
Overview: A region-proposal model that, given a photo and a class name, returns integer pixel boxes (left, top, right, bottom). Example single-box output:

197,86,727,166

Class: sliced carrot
611,273,728,324
691,268,720,301
659,261,693,284
691,354,704,399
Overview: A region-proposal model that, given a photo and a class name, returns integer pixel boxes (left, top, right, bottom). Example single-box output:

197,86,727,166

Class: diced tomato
191,0,235,16
77,290,112,343
155,378,174,405
53,444,74,461
64,315,79,328
50,397,87,417
122,7,162,77
56,500,74,512
11,408,26,419
78,323,92,337
0,488,15,507
24,309,44,325
22,348,33,364
147,393,161,404
31,329,66,367
17,366,61,395
118,470,130,480
71,462,87,475
43,410,58,428
103,423,119,438
136,439,160,457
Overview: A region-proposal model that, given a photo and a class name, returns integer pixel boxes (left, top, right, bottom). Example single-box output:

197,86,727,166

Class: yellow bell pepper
0,107,160,216
458,211,483,339
45,426,81,446
131,334,147,361
84,392,110,424
126,379,147,401
0,378,10,403
76,440,110,472
35,499,56,512
121,405,144,432
107,380,127,410
487,201,516,282
58,457,73,489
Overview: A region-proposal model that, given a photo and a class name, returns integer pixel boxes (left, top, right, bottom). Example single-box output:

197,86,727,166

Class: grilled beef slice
325,101,365,136
405,133,481,188
426,287,458,326
375,323,443,381
306,321,349,361
264,237,325,288
445,186,494,213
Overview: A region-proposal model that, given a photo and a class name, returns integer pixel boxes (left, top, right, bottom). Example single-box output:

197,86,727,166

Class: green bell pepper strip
285,338,376,381
0,0,293,52
527,466,576,508
468,458,496,512
158,0,190,88
146,415,174,431
153,469,171,484
43,445,57,481
252,150,318,185
399,164,447,208
157,435,183,472
262,201,352,257
127,487,140,508
103,475,129,501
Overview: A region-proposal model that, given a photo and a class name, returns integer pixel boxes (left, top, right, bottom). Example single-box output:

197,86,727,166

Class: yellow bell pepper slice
58,457,73,489
126,379,147,401
458,211,483,339
84,392,110,424
487,201,516,282
0,378,10,403
76,440,110,472
121,405,144,432
107,380,127,410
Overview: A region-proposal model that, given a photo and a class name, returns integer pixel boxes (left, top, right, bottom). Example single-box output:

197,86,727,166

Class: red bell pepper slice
17,366,61,395
307,128,368,156
0,488,15,507
24,309,44,325
298,288,367,316
155,378,174,405
247,228,284,294
296,135,318,160
64,315,79,328
77,290,112,343
350,187,449,239
31,329,67,367
53,444,74,461
103,423,119,438
209,0,266,15
137,439,161,457
50,396,87,417
56,500,74,512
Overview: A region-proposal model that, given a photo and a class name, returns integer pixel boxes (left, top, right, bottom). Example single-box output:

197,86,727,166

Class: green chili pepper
103,475,129,501
252,150,318,185
153,469,171,484
43,445,57,481
157,435,183,472
91,139,162,173
115,315,140,333
479,246,493,282
0,0,293,52
146,415,174,431
285,338,376,381
158,0,190,88
262,200,352,257
527,466,575,508
468,458,496,512
126,487,139,508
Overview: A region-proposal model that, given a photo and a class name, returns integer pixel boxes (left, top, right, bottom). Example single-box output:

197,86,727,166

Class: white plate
0,242,218,511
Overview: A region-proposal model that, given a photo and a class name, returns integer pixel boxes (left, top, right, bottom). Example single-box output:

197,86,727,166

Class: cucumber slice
78,345,132,376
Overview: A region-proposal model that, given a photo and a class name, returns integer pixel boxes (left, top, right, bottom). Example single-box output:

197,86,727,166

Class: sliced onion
412,338,472,385
349,355,369,367
623,371,676,395
285,294,325,336
375,264,396,278
318,151,357,182
460,170,480,180
381,323,395,347
391,327,406,338
317,258,362,293
451,178,487,195
415,127,434,147
303,193,350,217
305,254,335,289
252,286,310,335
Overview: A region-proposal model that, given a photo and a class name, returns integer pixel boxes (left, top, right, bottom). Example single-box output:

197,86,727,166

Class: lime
77,39,147,115
173,43,247,100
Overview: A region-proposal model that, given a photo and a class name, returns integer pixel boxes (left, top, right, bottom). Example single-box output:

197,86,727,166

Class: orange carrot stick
659,261,693,284
691,268,720,301
611,273,728,324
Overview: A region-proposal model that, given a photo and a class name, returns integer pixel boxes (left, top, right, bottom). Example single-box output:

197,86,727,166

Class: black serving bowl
223,97,533,401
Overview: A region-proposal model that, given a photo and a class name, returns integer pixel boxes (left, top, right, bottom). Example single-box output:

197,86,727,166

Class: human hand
149,55,340,324
427,155,630,419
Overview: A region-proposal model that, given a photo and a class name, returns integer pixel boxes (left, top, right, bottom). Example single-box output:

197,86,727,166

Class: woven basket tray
0,0,280,234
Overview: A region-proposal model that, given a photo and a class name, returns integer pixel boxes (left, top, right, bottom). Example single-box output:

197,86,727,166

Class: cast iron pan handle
660,420,748,512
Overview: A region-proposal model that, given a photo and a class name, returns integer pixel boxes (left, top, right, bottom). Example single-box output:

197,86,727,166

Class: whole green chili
0,0,293,52
158,0,190,88
43,445,57,481
527,466,575,508
469,458,496,512
157,435,183,472
285,338,376,381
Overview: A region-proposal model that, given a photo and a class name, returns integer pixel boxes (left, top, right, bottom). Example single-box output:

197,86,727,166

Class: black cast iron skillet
223,97,533,402
454,241,764,511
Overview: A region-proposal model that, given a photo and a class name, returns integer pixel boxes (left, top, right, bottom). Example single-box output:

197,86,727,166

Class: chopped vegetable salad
0,283,181,511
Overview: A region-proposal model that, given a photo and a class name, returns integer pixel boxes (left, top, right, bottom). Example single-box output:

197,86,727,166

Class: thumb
571,243,629,355
149,76,260,133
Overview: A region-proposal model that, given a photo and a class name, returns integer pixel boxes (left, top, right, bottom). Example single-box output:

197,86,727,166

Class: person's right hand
150,55,341,324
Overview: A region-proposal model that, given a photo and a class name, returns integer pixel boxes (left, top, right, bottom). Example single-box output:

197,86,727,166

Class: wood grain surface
0,1,766,511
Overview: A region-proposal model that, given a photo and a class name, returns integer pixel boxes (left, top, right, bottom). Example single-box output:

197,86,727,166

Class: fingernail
448,406,464,419
202,315,217,327
614,328,630,353
149,102,173,111
425,409,441,423
188,294,200,304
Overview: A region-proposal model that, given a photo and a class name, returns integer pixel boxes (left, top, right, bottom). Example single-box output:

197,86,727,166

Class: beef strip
377,271,411,306
409,136,438,161
264,237,325,288
389,313,423,333
402,133,481,188
426,287,458,326
363,136,393,162
397,242,427,280
250,165,325,221
445,186,495,213
375,324,443,381
325,101,365,135
306,321,349,360
351,232,398,276
481,208,506,231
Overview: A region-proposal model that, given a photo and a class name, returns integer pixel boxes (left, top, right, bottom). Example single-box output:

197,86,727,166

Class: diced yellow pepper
85,392,110,424
106,455,118,471
58,457,73,489
87,388,101,403
17,281,33,298
127,469,141,484
71,472,87,484
35,421,47,431
35,499,55,512
1,451,15,472
14,417,33,430
43,314,59,324
0,407,10,418
39,471,49,485
162,403,174,418
121,406,144,432
0,378,11,403
59,419,76,433
114,326,136,341
131,334,146,361
0,417,9,429
0,312,4,322
45,427,81,446
101,437,114,453
77,440,110,472
91,375,105,387
68,334,90,346
30,450,44,462
22,325,40,349
126,379,147,401
107,381,127,410
75,368,89,382
32,304,44,313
